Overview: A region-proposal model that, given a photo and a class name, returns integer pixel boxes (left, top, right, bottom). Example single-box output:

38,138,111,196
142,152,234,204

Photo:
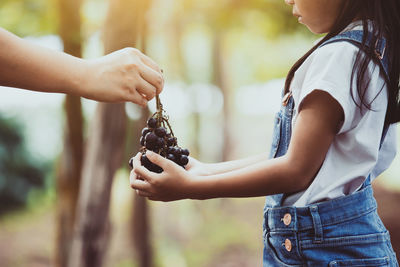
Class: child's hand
185,157,211,176
81,48,164,106
129,151,195,201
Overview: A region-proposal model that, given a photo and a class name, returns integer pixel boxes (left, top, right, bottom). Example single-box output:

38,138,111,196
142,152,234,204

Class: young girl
130,0,400,265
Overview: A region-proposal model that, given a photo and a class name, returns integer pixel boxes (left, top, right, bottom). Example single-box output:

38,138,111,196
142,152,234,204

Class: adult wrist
71,58,92,98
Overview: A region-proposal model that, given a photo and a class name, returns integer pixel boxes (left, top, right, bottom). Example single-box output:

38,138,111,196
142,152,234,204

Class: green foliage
179,0,307,38
0,0,58,36
115,259,138,267
0,115,47,216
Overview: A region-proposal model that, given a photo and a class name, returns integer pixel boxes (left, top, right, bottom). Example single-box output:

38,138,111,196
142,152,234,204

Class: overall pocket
329,256,390,266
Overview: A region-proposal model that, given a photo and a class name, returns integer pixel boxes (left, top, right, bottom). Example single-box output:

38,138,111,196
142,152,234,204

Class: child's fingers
133,153,158,183
136,189,153,197
129,169,138,184
133,154,158,183
130,177,152,192
148,196,162,201
146,151,172,170
132,152,144,169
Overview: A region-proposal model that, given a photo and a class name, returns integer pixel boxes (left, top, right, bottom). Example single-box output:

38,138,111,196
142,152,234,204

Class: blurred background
0,0,399,266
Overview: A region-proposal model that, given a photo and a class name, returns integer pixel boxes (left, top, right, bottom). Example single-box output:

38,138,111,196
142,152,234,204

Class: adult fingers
138,52,162,74
126,86,148,107
138,64,163,94
136,77,157,101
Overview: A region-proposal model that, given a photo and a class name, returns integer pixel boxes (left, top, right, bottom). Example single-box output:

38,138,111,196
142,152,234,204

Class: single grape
167,137,174,146
145,141,156,150
140,136,145,146
141,127,151,137
141,154,151,166
147,117,157,128
156,137,165,148
167,146,175,154
173,147,181,156
174,147,182,156
145,132,158,144
182,148,190,156
180,155,189,166
167,153,176,161
155,127,167,137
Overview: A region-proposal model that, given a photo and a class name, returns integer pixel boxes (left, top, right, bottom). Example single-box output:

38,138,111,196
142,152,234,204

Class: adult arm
0,28,163,106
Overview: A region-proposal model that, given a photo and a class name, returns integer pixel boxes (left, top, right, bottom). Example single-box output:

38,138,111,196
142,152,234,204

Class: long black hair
284,0,400,124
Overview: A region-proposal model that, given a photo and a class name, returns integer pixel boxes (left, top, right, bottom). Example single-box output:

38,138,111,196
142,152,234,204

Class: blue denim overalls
262,30,399,266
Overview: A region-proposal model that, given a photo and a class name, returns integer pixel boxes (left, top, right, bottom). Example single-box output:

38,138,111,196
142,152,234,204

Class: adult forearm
0,28,86,95
189,156,311,200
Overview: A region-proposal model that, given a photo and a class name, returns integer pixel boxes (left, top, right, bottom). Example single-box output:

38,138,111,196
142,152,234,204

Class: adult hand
0,29,163,104
82,48,164,106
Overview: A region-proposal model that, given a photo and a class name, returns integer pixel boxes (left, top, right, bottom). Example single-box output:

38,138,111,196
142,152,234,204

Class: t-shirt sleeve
297,42,359,134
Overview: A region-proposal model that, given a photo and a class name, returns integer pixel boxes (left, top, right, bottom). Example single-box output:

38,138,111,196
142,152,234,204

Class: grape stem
155,95,162,128
153,95,175,137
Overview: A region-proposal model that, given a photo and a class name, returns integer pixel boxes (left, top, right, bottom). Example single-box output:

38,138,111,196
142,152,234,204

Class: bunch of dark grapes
129,95,190,173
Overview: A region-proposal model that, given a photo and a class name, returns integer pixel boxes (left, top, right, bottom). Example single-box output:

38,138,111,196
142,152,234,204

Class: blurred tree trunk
213,30,231,161
55,0,83,267
68,103,126,267
68,0,147,266
126,106,152,267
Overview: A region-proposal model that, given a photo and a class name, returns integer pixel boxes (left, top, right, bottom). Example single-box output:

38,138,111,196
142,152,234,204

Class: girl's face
285,0,346,34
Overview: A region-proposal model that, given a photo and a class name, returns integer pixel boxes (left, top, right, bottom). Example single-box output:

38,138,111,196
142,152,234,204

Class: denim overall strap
264,95,295,208
320,30,390,148
319,30,388,76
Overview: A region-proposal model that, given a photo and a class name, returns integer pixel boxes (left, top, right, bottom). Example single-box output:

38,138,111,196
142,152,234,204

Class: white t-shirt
283,22,397,207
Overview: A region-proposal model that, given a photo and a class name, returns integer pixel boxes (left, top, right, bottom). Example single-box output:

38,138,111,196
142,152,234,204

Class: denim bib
262,30,398,266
